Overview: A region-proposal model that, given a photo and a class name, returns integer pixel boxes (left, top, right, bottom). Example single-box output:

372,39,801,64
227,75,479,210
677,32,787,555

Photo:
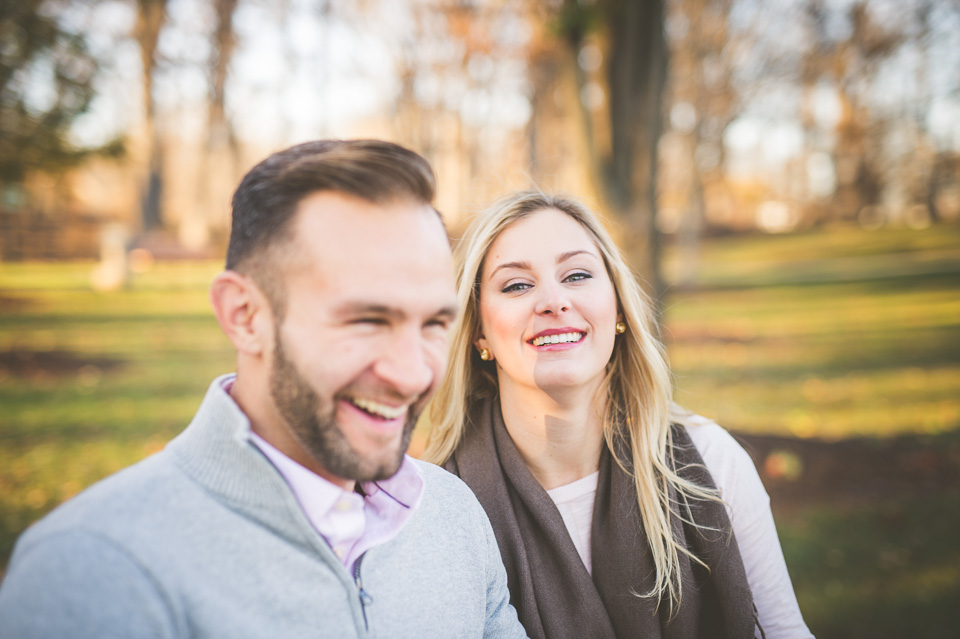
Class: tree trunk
135,0,168,233
603,0,668,309
186,0,240,250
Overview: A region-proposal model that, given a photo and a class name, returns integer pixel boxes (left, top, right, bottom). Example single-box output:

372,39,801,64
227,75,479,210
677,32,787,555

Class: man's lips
343,396,409,421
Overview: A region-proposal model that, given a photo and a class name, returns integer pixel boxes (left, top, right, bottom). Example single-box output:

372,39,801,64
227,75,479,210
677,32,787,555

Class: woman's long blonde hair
423,191,717,612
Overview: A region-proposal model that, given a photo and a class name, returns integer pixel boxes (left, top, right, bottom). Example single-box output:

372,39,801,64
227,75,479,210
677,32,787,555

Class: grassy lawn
777,489,960,638
1,223,958,636
0,261,235,566
661,224,960,638
663,226,960,440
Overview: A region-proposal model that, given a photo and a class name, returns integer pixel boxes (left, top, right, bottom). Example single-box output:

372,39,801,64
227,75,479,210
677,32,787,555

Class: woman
424,192,812,639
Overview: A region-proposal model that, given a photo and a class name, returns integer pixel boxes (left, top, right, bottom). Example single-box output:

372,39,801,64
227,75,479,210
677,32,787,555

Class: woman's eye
501,281,531,294
564,271,592,283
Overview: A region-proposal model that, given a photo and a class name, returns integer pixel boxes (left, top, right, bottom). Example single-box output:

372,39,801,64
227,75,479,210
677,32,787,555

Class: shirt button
335,547,345,558
336,500,353,512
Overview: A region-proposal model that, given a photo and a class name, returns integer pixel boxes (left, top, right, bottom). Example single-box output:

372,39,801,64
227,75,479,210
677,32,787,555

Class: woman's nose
533,282,570,315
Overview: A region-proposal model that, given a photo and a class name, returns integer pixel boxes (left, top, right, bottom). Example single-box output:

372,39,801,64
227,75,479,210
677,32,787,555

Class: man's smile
346,396,409,421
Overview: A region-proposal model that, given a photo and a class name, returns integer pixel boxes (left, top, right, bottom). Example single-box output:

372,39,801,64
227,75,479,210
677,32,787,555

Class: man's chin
355,444,409,481
342,458,405,484
321,436,409,483
312,408,418,483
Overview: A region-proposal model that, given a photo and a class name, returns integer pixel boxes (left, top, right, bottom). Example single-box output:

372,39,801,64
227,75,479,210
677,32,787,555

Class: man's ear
210,271,273,356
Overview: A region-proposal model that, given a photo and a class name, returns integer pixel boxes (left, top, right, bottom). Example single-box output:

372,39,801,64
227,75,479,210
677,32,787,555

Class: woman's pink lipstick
528,327,586,351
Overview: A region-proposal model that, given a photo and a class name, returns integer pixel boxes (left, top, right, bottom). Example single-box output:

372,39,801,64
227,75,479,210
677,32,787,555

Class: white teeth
532,332,584,347
350,397,407,420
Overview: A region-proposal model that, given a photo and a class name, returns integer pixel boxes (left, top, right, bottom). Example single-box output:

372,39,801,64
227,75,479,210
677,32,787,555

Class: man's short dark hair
225,139,438,314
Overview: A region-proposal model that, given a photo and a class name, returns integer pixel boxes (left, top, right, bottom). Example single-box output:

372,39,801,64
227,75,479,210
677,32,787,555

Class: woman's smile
528,328,586,349
477,208,619,394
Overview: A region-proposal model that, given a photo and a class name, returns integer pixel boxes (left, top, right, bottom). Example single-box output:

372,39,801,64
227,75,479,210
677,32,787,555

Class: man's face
267,192,456,486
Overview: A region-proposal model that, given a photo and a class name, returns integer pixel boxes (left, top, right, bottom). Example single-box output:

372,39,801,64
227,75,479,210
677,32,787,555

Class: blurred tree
0,0,121,184
818,1,902,223
379,1,532,215
396,0,671,302
185,0,241,250
133,0,169,232
550,0,669,304
208,0,239,162
662,0,738,285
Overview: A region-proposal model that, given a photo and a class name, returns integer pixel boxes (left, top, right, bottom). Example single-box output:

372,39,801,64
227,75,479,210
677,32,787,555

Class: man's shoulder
408,459,486,521
15,449,190,556
411,457,474,496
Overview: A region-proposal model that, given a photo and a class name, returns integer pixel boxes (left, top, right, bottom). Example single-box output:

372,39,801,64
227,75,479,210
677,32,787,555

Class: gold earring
479,348,491,361
615,321,626,335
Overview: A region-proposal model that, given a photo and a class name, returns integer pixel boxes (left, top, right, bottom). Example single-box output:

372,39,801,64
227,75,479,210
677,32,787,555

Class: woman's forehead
485,209,599,268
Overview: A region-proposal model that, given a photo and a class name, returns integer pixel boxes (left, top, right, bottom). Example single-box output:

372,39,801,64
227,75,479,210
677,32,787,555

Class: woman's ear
210,271,272,357
473,327,486,353
474,330,495,361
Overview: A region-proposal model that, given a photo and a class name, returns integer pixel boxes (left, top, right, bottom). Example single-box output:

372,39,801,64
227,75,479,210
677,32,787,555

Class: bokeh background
1,1,959,636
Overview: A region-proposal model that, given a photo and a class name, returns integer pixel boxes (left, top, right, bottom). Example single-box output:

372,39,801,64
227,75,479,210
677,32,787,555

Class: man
0,140,527,638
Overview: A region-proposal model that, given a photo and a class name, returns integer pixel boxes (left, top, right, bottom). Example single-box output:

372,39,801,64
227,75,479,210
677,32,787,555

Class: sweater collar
165,374,323,552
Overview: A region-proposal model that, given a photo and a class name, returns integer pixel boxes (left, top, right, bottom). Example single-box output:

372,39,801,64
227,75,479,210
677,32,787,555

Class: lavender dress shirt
223,378,424,572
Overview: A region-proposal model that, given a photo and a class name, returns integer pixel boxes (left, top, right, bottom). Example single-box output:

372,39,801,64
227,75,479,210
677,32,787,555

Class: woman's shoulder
670,405,767,505
674,410,742,457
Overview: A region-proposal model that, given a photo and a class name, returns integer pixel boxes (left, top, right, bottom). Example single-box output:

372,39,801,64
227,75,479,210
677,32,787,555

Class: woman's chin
531,370,601,394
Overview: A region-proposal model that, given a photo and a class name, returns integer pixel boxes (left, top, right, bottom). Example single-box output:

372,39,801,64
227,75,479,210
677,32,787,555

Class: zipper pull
358,588,374,606
354,554,373,630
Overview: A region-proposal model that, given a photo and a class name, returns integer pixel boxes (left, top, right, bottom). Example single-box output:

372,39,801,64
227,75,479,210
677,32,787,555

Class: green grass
778,490,960,638
0,261,235,565
2,224,959,636
661,223,960,637
663,227,960,440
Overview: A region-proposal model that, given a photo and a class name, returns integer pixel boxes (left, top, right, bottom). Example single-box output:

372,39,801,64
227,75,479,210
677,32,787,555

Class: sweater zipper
354,553,372,631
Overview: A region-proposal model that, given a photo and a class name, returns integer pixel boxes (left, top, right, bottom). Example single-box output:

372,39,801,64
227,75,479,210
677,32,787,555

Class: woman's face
476,208,620,397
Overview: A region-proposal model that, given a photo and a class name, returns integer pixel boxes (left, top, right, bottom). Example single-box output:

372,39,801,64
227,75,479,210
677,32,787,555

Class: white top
546,471,600,574
546,412,814,639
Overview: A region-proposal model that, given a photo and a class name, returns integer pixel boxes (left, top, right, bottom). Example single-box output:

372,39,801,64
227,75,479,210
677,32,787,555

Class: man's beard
268,329,419,482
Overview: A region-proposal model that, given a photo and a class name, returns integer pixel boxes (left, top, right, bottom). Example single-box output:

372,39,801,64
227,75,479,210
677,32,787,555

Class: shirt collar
218,375,425,568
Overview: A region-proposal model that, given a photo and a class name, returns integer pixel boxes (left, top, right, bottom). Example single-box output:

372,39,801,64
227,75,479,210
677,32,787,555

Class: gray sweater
0,377,527,639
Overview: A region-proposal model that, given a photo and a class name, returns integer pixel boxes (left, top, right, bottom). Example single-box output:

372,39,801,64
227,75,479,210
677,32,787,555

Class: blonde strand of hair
423,191,722,616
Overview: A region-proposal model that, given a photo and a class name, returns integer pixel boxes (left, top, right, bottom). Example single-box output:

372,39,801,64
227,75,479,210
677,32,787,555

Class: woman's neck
498,381,605,491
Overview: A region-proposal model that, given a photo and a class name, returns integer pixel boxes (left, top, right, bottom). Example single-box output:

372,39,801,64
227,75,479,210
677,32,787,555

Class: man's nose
372,326,434,399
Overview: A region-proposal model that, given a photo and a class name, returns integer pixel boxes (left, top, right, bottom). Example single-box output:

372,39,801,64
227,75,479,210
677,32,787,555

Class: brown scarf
445,397,758,639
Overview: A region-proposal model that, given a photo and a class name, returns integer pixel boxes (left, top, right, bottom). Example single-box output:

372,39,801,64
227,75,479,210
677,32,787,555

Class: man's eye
353,318,387,325
424,318,450,330
501,282,531,293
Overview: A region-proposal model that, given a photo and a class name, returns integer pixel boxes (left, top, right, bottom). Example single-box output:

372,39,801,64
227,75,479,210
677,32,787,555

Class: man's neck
230,374,356,492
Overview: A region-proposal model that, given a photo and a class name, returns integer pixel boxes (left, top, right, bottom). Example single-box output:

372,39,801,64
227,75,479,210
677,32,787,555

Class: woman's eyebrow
489,260,530,279
488,250,598,279
557,249,597,264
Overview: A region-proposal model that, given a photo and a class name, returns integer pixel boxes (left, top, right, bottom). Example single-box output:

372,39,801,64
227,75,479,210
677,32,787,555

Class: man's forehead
293,191,443,229
284,190,447,252
281,193,455,308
